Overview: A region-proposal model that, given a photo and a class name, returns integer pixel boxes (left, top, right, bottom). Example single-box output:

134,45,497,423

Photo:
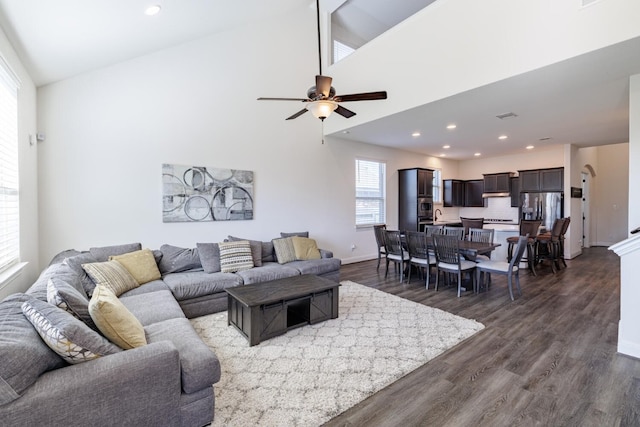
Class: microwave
418,197,433,218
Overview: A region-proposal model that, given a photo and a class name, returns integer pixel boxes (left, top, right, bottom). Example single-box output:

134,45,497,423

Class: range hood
482,192,510,198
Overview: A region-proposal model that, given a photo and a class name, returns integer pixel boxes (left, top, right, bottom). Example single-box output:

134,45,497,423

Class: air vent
496,112,518,120
582,0,601,7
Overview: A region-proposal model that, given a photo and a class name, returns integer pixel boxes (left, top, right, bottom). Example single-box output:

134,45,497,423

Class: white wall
34,5,452,273
0,26,39,300
324,0,640,135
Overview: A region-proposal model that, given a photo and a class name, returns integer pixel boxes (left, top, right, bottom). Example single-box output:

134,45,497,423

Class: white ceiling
0,0,638,160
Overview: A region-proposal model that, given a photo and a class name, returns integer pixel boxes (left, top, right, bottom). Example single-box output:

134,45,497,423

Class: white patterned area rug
190,281,484,426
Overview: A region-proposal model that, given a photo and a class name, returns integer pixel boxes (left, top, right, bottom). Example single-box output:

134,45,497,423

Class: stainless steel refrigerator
520,192,564,232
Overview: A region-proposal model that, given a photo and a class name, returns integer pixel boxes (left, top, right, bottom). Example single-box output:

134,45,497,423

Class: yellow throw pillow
88,285,147,350
291,236,321,260
109,249,161,285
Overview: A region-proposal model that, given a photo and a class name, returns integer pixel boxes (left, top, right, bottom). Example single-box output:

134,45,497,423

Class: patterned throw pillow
82,261,139,296
218,240,254,273
22,298,122,364
88,285,147,350
46,277,97,331
272,237,296,264
291,236,321,260
109,249,161,285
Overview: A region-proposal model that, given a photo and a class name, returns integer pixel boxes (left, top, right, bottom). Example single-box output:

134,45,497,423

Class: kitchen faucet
434,208,443,222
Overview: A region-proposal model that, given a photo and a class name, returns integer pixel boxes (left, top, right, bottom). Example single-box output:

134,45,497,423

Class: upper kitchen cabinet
510,177,520,207
399,168,434,199
465,180,486,207
483,172,514,194
443,179,465,207
518,168,564,192
399,168,434,232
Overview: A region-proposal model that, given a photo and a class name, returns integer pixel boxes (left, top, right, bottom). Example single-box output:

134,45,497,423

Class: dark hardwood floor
324,247,640,427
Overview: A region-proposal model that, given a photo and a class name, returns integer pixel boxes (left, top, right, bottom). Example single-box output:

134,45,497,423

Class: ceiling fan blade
257,97,308,101
335,91,388,102
286,109,308,120
316,75,332,98
334,105,356,118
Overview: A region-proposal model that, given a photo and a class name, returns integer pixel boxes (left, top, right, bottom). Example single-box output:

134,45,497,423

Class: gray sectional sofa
0,235,341,426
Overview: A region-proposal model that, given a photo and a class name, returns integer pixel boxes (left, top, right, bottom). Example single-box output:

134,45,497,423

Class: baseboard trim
618,338,640,360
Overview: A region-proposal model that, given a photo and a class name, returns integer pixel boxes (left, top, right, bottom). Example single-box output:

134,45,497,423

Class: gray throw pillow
158,245,202,274
280,231,309,238
196,243,221,273
64,252,100,297
47,277,97,331
22,298,122,365
226,236,263,267
89,242,142,262
0,294,66,406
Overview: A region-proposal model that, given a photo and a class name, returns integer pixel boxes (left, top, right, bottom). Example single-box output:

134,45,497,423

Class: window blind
0,55,20,274
355,159,386,226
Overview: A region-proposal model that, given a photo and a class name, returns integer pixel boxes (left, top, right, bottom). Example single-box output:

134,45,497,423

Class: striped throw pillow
218,240,254,273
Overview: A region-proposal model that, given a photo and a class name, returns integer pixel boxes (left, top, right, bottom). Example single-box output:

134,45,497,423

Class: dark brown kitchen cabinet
465,180,485,207
483,172,514,193
399,168,434,232
510,177,520,207
518,168,564,192
443,179,465,207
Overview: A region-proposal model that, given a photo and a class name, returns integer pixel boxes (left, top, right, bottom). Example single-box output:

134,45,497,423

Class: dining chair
373,224,387,271
432,234,477,297
467,228,495,262
424,224,444,237
475,235,528,300
507,219,542,276
384,230,410,282
558,217,571,268
405,231,437,289
443,226,465,240
535,218,565,273
460,217,484,237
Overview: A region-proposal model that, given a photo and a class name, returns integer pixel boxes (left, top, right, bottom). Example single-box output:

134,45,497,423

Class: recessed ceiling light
412,132,421,137
498,135,508,140
145,5,162,16
526,145,534,150
439,154,446,157
442,145,450,149
474,153,481,156
446,124,456,130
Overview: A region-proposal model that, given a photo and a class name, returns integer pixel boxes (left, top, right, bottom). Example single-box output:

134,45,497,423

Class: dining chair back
383,230,410,282
432,234,477,297
468,228,495,261
405,231,436,289
475,235,528,300
443,226,465,240
507,219,542,276
373,224,387,271
424,224,444,237
460,217,484,237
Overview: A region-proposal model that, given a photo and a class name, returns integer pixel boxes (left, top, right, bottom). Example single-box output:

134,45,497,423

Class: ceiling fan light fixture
306,100,338,121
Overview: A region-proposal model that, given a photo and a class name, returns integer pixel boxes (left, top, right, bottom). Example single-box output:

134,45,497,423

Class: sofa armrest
0,341,182,427
319,249,333,258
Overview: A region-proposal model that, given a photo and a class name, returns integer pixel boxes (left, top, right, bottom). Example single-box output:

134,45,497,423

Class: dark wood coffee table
226,274,339,346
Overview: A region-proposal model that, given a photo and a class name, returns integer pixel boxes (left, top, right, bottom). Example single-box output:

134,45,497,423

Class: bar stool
507,219,542,276
535,218,565,273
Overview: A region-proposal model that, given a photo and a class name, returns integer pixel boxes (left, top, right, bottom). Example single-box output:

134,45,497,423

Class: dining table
426,236,501,261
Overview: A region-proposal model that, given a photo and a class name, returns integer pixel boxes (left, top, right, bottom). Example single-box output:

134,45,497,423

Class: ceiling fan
257,0,387,121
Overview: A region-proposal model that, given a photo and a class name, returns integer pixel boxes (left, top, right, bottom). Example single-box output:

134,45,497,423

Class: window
355,159,386,226
0,56,20,276
333,39,355,64
432,169,442,203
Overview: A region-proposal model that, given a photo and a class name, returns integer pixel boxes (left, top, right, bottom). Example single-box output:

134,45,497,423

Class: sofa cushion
286,258,342,276
291,236,321,260
0,294,66,406
22,298,122,365
226,236,263,267
218,240,254,273
64,252,101,297
109,249,162,285
272,237,296,264
145,318,221,393
82,260,140,296
196,243,221,273
158,245,202,274
48,248,83,266
234,262,300,284
120,290,186,326
46,277,97,331
119,279,171,297
89,285,147,349
89,242,142,262
280,231,309,238
162,271,242,300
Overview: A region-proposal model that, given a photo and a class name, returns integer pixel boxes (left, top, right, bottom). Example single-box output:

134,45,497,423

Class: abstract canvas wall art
162,164,254,222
